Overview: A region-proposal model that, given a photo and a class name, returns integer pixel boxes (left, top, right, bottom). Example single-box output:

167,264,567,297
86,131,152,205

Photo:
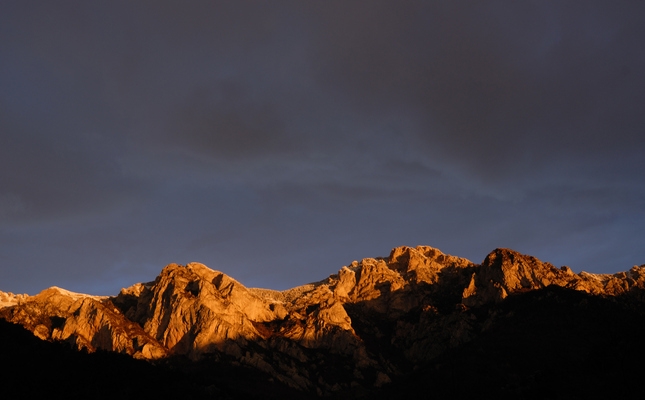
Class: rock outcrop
0,286,167,359
2,245,644,396
461,248,645,306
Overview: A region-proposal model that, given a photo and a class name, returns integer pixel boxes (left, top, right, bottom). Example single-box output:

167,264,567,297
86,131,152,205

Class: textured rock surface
0,286,167,358
2,245,644,396
461,248,645,306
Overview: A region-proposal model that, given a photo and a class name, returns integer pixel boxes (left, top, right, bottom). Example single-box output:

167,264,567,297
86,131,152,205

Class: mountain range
2,245,645,398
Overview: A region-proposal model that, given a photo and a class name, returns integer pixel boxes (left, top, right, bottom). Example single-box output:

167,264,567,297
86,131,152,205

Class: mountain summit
2,245,645,397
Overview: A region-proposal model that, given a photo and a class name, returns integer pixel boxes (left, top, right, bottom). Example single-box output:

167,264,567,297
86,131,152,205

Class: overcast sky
1,1,644,295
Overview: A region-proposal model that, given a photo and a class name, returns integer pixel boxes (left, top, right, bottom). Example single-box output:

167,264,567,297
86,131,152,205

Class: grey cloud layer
1,1,644,294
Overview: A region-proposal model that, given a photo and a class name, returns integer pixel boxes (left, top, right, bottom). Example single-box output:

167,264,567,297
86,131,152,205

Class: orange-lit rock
2,245,644,395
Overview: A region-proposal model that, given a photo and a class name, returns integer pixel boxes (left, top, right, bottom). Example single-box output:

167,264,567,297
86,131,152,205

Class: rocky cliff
2,245,644,397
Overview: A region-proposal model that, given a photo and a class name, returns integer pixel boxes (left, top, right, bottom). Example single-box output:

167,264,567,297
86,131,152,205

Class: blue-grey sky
1,1,644,295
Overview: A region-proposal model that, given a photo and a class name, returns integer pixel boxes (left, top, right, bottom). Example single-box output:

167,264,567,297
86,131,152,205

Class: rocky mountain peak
461,248,573,306
2,245,644,396
112,262,290,359
387,245,473,284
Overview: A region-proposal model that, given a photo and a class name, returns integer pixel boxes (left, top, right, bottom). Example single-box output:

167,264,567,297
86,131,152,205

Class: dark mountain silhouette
1,246,644,398
377,285,645,399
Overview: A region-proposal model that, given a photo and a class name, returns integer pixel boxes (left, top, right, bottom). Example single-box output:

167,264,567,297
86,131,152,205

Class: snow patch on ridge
45,286,108,301
578,271,612,283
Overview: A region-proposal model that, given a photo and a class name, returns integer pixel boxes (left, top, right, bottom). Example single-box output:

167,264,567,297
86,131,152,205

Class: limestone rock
461,249,645,306
0,287,166,358
462,248,571,306
116,262,285,358
2,245,644,396
0,291,28,308
388,245,473,284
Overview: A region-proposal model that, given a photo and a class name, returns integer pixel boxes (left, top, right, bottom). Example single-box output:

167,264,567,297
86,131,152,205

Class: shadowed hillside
2,246,645,398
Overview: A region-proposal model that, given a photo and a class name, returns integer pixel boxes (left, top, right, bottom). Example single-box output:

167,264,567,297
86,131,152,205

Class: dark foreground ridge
2,246,645,398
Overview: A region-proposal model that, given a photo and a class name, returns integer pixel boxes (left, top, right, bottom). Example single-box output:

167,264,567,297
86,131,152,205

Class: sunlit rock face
461,248,573,306
461,248,645,307
115,262,283,358
2,245,644,395
0,286,167,359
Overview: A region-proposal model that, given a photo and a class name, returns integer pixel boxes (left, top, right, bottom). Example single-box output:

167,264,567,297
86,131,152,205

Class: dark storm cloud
1,1,644,294
0,107,137,224
164,83,291,159
309,1,645,181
